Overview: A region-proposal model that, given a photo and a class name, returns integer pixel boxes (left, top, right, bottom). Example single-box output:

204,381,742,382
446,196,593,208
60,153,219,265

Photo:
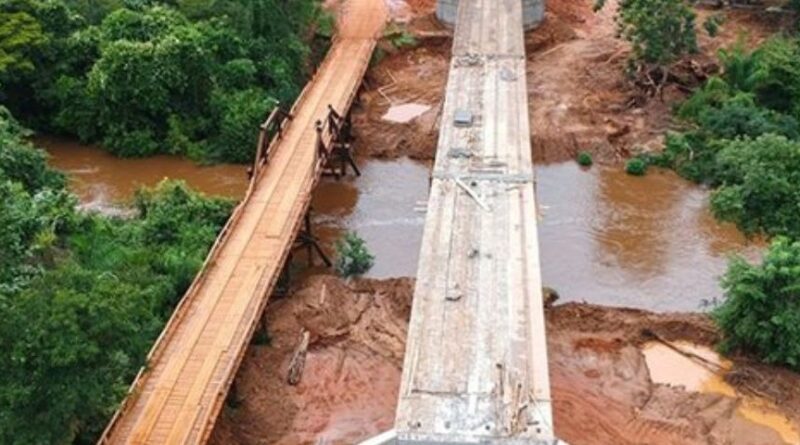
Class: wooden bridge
98,1,386,443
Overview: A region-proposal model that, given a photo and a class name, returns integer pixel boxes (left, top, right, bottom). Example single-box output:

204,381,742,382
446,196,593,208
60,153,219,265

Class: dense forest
0,0,330,162
0,108,234,443
0,0,326,442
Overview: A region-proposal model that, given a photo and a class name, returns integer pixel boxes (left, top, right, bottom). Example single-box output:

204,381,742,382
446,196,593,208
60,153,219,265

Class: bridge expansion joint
452,53,526,67
431,171,535,185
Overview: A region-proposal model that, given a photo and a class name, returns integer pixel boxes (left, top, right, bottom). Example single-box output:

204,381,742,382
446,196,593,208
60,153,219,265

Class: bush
335,231,374,278
595,0,698,66
714,237,800,370
0,108,235,442
208,88,274,162
710,134,800,238
625,157,647,176
577,151,593,167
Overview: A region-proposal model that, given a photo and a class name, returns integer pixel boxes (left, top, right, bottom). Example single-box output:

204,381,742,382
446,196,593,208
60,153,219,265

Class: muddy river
38,137,249,210
537,162,764,312
43,138,762,312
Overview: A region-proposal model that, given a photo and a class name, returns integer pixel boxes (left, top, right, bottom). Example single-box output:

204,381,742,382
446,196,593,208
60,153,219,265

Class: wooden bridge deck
99,2,385,443
395,0,554,443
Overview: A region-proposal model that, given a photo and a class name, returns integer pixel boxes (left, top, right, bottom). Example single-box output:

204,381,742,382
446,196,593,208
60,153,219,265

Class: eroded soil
356,0,785,162
528,0,784,163
210,276,413,445
211,276,800,445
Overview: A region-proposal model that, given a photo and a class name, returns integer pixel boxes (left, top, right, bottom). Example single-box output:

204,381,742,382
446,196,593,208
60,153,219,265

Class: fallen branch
287,330,311,385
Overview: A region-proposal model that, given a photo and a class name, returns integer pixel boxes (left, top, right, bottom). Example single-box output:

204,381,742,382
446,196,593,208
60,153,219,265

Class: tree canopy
0,108,233,443
715,237,800,371
0,0,328,162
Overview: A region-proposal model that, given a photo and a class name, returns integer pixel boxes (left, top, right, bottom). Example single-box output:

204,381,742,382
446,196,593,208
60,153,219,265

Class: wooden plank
99,1,386,443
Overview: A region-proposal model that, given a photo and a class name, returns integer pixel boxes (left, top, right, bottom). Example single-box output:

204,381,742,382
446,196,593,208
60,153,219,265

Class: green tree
596,0,698,66
0,107,235,442
335,232,375,278
0,0,326,163
710,134,800,238
715,237,800,370
0,11,46,76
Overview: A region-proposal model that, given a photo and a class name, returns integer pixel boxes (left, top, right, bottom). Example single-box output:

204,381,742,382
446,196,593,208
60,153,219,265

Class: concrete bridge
393,0,557,443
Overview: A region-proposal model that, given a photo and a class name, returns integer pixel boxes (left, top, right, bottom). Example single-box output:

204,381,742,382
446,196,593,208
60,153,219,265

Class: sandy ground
355,0,785,163
211,276,800,445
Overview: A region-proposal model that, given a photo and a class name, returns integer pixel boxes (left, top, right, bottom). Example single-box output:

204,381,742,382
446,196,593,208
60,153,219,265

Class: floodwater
643,341,800,444
537,163,764,312
38,137,249,211
310,158,429,279
42,136,764,311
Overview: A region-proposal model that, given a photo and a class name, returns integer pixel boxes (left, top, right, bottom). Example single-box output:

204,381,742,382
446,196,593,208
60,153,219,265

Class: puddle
381,103,431,123
643,342,800,444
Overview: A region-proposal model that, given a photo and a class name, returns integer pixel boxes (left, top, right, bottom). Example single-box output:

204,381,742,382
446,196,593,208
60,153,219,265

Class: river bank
209,275,800,445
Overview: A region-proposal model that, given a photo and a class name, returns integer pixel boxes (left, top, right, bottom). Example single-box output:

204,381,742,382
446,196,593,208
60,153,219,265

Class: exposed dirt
212,275,800,445
527,0,784,164
356,0,786,162
549,303,800,445
210,276,414,445
352,37,450,160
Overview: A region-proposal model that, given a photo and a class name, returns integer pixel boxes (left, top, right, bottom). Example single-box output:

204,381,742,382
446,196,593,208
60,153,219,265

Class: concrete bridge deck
395,0,554,443
98,1,385,443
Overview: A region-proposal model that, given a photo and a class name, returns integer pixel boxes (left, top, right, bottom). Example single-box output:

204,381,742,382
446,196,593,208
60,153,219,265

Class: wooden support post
275,252,293,297
293,209,333,268
342,112,355,143
315,120,327,164
344,143,360,176
304,213,314,267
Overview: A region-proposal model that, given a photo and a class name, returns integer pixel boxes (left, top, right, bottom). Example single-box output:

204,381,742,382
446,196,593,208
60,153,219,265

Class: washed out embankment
210,276,413,445
211,276,800,445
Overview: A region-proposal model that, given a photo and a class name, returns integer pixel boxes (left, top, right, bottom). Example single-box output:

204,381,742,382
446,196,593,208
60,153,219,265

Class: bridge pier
316,104,361,179
436,0,545,30
294,211,333,268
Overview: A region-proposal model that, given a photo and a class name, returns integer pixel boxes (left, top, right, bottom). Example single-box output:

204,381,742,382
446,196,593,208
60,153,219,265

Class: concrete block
436,0,546,30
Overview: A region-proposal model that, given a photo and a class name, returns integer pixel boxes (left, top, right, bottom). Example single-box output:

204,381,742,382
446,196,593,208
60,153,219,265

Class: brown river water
42,138,763,312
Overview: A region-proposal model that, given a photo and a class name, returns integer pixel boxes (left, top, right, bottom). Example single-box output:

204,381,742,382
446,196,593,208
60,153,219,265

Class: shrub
335,231,374,278
625,157,647,176
577,151,593,167
710,134,800,238
595,0,698,66
208,88,274,163
714,237,800,370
